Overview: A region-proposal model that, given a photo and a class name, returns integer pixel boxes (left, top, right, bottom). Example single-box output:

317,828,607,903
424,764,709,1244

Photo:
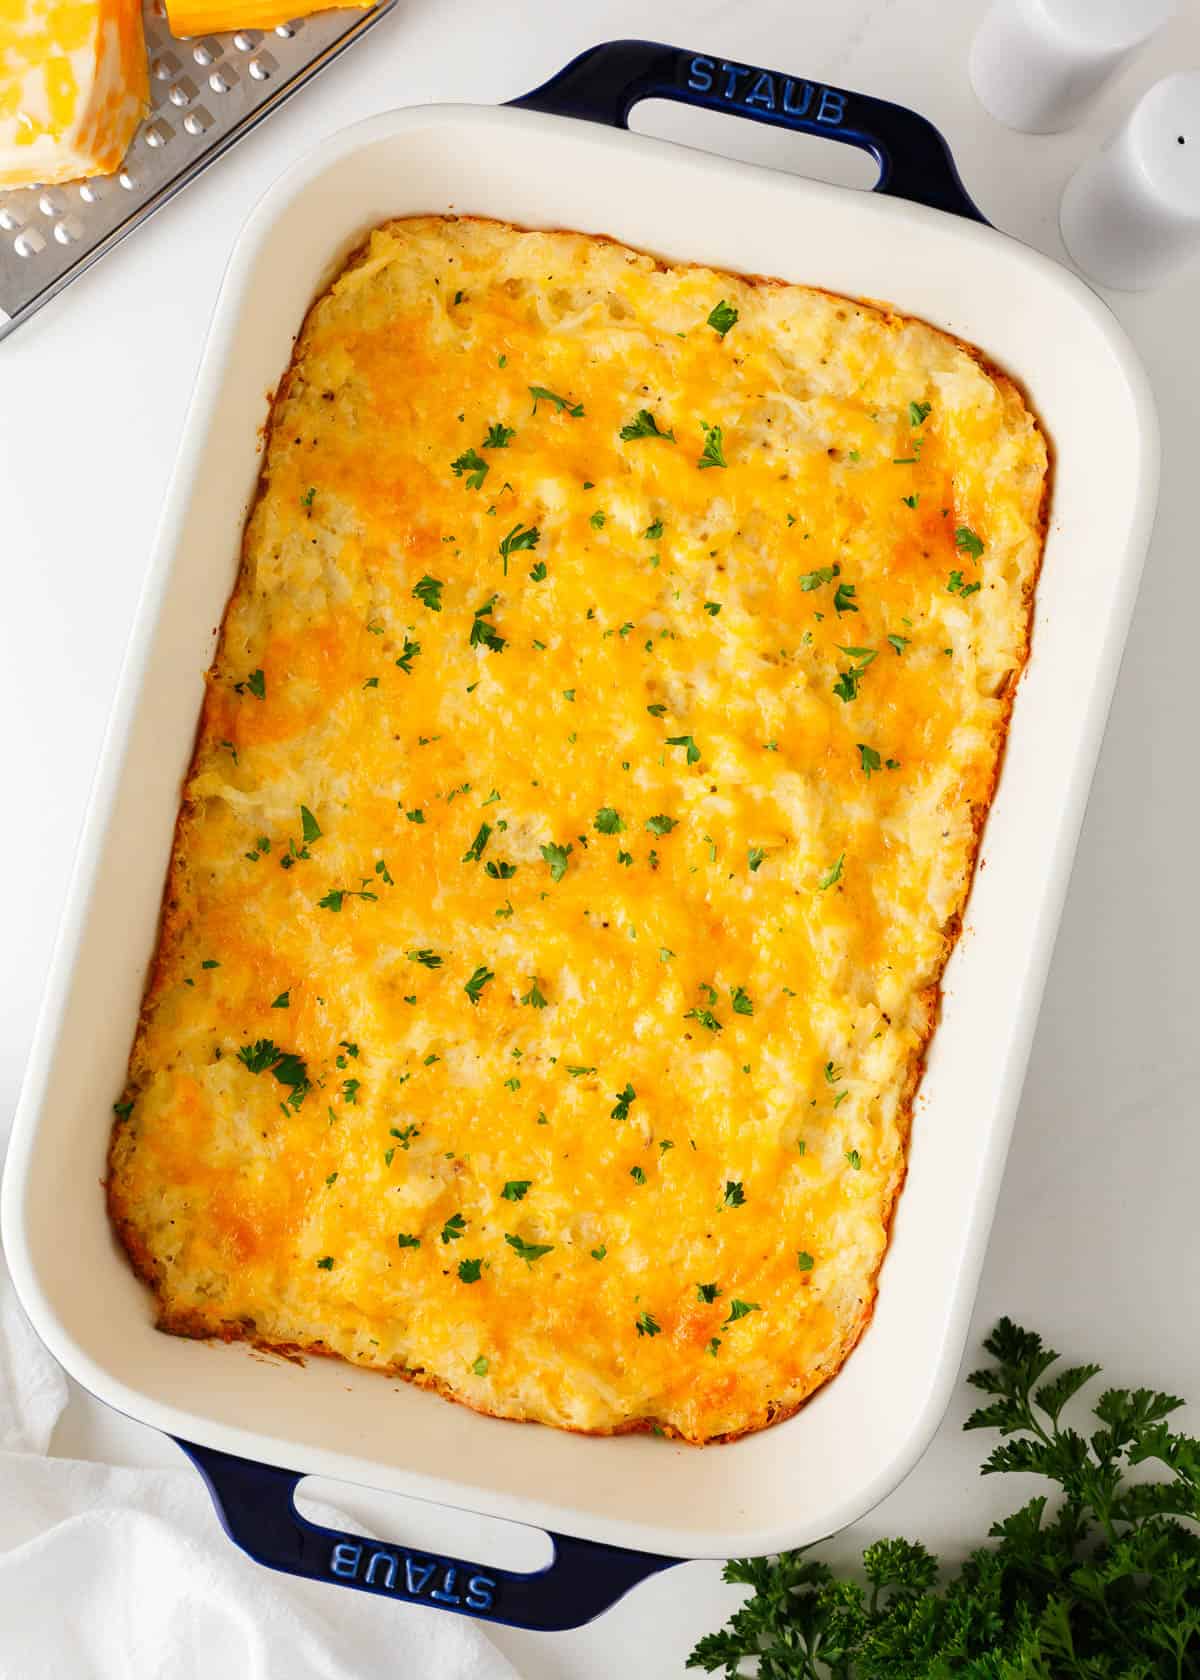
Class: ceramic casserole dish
2,39,1160,1631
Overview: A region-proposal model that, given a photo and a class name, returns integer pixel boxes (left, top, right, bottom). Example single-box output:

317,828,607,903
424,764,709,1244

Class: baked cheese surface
109,217,1047,1444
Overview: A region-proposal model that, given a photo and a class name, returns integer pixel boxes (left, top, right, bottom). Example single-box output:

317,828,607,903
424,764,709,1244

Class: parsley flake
529,385,584,417
451,448,489,490
464,965,494,1005
698,422,727,470
499,522,538,575
619,409,675,443
505,1232,554,1265
412,575,443,612
955,526,985,559
707,300,739,337
540,841,573,882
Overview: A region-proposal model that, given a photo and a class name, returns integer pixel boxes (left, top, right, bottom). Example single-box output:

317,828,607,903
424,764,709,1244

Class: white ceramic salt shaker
969,0,1177,133
1060,72,1200,290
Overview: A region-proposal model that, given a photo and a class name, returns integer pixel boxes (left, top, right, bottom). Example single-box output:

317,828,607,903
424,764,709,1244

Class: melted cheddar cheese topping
108,218,1047,1443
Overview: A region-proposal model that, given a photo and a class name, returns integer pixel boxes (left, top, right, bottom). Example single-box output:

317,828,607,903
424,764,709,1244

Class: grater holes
183,106,214,135
0,205,27,230
248,51,277,80
53,216,84,245
192,38,223,65
209,66,237,92
119,169,139,190
38,189,66,216
168,78,197,106
13,228,46,257
144,118,174,148
233,29,263,49
78,180,105,203
151,52,180,79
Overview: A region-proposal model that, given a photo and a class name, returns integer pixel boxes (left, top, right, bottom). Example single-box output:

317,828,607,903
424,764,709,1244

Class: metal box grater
0,0,397,340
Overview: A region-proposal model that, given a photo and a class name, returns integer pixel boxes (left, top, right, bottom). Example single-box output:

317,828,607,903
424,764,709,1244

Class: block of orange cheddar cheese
0,0,146,189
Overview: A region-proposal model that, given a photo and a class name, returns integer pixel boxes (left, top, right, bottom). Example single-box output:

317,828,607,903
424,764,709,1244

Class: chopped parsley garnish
902,493,920,509
955,525,985,559
643,519,664,540
412,574,444,612
723,1180,746,1208
646,702,667,717
644,813,676,837
589,510,606,530
948,570,983,596
697,1282,721,1303
520,978,547,1009
858,742,882,777
635,1312,661,1337
499,522,538,575
909,400,932,426
594,807,625,835
501,1180,531,1201
236,1040,310,1109
797,1250,815,1271
461,821,491,863
271,990,289,1009
441,1213,466,1244
707,299,739,337
591,1245,607,1261
708,1337,722,1357
567,1065,596,1078
698,422,727,470
888,633,911,654
748,846,765,873
464,965,494,1005
629,1165,647,1184
703,601,721,617
847,1148,863,1169
301,488,315,509
407,948,442,969
457,1257,483,1283
816,853,847,893
800,564,839,592
666,734,700,765
686,1006,723,1033
529,385,584,417
318,882,378,911
469,596,506,653
540,841,573,882
611,1082,636,1121
730,986,754,1017
619,409,676,443
201,959,220,969
396,1233,421,1249
391,1124,420,1148
483,422,515,449
471,1354,489,1375
316,1256,334,1269
451,448,489,490
725,1299,760,1324
505,1232,554,1265
405,808,425,823
833,645,878,703
833,582,858,615
486,860,517,879
395,637,421,674
529,560,548,581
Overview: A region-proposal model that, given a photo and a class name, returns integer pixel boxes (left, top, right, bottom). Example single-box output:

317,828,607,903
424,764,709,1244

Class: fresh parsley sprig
689,1318,1200,1678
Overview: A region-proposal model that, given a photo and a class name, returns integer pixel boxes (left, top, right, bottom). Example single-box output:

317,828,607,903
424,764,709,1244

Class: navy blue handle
511,39,986,224
176,1438,678,1630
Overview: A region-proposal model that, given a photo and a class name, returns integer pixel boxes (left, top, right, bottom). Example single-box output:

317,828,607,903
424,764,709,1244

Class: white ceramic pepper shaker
1060,72,1200,289
969,0,1177,133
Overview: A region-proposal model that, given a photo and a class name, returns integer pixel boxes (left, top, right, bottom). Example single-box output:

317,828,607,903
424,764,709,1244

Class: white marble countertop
3,0,1199,1673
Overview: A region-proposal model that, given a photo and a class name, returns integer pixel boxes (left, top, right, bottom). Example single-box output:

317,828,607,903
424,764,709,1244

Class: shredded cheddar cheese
107,217,1048,1444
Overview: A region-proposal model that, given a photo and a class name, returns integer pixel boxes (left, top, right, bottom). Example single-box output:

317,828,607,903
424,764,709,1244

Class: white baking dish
2,40,1159,1629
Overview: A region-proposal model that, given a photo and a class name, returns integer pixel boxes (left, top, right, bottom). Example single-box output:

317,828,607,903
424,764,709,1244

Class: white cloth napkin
0,1248,520,1680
